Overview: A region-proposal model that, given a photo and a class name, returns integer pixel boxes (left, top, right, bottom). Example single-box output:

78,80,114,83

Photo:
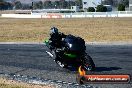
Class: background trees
52,1,60,9
14,1,22,9
34,1,43,9
118,4,125,11
120,0,129,7
0,0,13,10
87,7,95,12
96,5,107,12
0,0,129,11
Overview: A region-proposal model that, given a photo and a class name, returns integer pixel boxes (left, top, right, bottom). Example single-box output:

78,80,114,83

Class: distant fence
63,11,132,18
1,11,132,18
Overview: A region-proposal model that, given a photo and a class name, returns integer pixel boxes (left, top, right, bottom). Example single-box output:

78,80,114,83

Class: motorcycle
44,34,95,71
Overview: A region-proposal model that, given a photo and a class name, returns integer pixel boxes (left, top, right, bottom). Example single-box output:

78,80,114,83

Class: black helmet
50,27,58,34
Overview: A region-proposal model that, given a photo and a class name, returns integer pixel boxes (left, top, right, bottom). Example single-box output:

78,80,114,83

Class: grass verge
0,77,54,88
0,18,132,42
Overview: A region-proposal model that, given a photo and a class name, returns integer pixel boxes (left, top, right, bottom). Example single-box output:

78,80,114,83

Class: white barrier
1,14,41,18
1,14,63,18
1,11,132,18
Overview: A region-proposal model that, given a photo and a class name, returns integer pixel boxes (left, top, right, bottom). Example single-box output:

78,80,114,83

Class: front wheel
82,53,95,71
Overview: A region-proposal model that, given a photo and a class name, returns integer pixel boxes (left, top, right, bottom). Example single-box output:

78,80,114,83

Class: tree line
102,0,129,7
0,0,82,10
0,0,13,10
0,0,129,11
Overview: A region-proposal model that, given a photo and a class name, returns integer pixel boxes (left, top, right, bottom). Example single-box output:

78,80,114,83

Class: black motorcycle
44,34,95,71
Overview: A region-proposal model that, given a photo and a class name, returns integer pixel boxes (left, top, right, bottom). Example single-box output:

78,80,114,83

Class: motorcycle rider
49,27,66,50
49,27,66,62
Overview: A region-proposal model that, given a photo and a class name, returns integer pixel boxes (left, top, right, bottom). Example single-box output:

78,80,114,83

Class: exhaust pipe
46,51,53,57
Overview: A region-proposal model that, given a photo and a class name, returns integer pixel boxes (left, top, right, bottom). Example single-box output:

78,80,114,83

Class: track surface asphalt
0,44,132,88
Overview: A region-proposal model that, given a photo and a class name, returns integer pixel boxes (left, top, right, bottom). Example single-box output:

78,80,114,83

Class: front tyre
82,53,95,71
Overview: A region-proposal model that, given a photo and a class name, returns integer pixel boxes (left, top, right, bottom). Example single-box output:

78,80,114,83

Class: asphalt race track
0,44,132,88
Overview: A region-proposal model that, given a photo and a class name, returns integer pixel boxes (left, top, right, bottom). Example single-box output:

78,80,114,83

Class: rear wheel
82,53,95,71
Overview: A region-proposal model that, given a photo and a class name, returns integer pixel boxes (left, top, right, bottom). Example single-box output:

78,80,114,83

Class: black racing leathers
49,32,66,50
